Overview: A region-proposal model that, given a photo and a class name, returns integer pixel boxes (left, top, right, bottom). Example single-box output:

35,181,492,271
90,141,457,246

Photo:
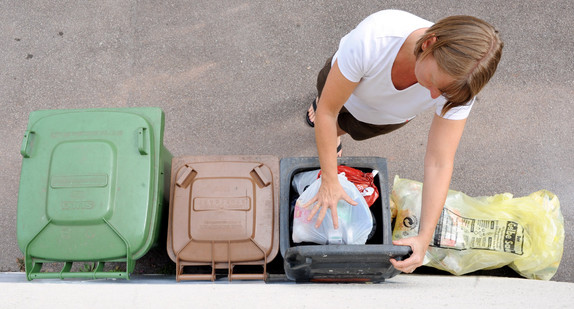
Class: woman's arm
391,114,466,273
304,59,359,228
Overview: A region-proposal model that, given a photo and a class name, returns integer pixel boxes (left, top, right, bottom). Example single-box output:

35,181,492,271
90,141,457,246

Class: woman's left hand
389,235,430,273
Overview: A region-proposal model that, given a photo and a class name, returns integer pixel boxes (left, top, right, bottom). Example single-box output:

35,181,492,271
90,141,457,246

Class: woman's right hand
302,178,358,229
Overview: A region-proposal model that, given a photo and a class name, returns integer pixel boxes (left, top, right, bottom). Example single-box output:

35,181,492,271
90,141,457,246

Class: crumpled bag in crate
293,174,373,245
292,166,379,207
391,176,564,280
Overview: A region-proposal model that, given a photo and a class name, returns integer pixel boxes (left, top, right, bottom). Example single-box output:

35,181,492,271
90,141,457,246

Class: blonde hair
414,16,503,115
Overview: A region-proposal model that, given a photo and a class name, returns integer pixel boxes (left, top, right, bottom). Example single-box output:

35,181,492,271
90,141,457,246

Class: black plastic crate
279,157,411,282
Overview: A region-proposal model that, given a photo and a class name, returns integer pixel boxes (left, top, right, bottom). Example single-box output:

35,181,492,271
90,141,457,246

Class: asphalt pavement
0,0,572,290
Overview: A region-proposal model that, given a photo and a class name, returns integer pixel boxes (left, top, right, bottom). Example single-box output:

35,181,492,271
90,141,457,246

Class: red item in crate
319,166,379,207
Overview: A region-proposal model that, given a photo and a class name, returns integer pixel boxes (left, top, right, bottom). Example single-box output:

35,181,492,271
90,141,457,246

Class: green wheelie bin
17,107,172,280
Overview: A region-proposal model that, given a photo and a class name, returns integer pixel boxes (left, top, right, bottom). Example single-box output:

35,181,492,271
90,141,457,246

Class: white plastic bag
292,174,373,245
291,169,320,195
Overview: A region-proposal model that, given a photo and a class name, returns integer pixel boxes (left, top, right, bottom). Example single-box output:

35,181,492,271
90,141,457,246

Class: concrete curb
1,273,572,308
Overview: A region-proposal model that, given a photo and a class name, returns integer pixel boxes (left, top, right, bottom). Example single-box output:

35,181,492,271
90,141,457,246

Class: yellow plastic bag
391,176,564,280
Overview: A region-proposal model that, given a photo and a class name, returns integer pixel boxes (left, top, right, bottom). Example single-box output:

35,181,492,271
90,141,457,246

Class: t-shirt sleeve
334,30,367,83
436,97,475,120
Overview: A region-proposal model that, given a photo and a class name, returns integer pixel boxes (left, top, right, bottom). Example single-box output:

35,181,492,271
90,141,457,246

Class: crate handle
20,130,35,158
137,127,148,155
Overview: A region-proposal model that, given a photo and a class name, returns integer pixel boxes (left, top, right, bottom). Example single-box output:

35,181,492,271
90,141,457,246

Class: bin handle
175,238,268,282
24,219,133,280
251,165,271,188
228,238,267,281
20,130,34,158
175,165,196,188
137,127,148,155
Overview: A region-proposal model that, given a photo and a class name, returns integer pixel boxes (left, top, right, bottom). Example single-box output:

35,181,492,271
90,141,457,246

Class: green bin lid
17,107,168,279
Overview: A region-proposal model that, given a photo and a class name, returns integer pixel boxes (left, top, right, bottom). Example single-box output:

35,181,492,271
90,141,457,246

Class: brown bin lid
167,155,279,281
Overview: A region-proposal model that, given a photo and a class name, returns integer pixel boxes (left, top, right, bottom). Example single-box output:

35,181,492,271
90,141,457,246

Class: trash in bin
391,176,565,280
293,166,379,207
17,107,172,280
292,173,373,245
319,166,379,207
291,169,320,195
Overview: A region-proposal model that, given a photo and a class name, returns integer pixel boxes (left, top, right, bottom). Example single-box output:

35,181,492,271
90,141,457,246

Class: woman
304,10,503,273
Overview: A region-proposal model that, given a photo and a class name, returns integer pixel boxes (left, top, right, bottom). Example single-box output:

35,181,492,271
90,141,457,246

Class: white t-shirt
334,10,474,125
